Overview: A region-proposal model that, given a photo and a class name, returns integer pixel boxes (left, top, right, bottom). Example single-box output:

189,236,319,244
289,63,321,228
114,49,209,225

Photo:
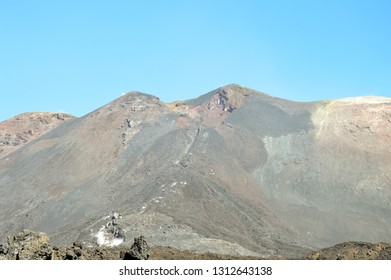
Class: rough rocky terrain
0,230,151,260
2,230,390,260
0,230,262,260
307,241,391,260
0,112,74,159
1,84,391,259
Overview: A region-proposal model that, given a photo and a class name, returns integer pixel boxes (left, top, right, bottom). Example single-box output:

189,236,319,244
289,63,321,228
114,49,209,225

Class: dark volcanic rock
0,230,53,260
53,242,124,260
0,230,149,260
307,241,391,260
123,235,150,260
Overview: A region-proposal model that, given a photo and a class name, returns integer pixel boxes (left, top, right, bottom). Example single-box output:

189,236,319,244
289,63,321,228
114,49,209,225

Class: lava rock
123,235,150,260
0,230,53,260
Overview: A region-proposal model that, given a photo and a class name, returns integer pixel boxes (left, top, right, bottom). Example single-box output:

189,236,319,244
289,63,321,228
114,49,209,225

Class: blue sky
1,0,390,121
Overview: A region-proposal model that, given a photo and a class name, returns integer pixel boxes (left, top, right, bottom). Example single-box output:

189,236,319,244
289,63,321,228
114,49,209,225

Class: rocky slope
1,84,390,259
0,112,75,159
2,230,390,260
307,241,391,260
0,230,150,260
0,230,265,260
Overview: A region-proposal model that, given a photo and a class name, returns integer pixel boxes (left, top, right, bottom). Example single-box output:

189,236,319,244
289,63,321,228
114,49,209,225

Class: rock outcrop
0,230,150,260
0,230,52,260
123,235,150,260
307,241,391,260
94,212,125,247
0,112,75,159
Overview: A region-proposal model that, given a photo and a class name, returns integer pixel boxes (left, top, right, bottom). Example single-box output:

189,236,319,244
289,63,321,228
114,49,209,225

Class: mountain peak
88,91,165,117
117,91,162,104
218,83,245,90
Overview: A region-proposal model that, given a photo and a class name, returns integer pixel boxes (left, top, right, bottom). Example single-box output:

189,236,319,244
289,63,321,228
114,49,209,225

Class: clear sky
1,0,390,121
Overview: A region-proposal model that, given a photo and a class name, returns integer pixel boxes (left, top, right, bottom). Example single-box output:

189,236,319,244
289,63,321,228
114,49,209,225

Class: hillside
1,84,390,259
0,112,75,159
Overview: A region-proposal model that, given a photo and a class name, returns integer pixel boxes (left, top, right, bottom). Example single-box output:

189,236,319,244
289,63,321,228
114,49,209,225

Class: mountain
0,112,74,159
1,84,390,258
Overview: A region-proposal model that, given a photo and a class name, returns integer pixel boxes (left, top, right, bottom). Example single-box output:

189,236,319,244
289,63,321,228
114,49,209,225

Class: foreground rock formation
1,84,391,259
0,230,261,260
2,230,391,260
0,230,52,260
0,230,150,260
307,242,391,260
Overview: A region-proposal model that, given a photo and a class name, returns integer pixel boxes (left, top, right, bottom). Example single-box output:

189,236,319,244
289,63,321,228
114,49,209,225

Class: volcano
1,84,391,258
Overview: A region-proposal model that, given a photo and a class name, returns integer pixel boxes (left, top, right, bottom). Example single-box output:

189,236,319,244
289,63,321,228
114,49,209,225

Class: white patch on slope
93,226,124,247
336,96,391,104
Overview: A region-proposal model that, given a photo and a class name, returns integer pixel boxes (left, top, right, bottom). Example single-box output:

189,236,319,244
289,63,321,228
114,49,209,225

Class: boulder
0,230,53,260
123,235,150,260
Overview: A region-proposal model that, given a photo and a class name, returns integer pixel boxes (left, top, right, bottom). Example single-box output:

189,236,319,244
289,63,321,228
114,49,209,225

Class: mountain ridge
0,112,75,159
1,84,390,259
